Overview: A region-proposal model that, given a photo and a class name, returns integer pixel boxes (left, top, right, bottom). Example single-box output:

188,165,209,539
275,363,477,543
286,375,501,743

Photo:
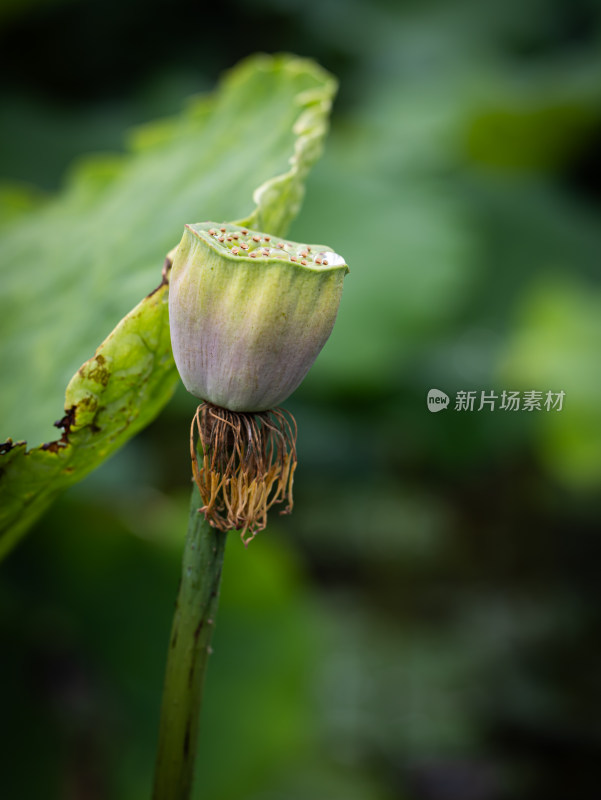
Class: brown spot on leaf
37,406,78,454
78,396,98,415
54,406,76,436
41,440,67,453
40,406,79,452
87,357,110,387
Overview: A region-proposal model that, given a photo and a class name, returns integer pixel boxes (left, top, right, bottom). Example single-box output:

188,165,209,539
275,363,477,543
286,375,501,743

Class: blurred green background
2,0,601,798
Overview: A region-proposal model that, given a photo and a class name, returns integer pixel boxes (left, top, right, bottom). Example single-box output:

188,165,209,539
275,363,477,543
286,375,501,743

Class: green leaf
0,54,336,556
499,279,601,489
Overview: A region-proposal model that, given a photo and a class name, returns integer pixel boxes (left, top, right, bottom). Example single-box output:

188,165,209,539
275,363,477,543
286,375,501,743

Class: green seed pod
169,221,349,412
169,221,349,542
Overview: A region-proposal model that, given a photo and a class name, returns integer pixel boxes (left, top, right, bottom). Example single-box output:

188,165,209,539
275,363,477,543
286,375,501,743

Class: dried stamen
190,403,297,545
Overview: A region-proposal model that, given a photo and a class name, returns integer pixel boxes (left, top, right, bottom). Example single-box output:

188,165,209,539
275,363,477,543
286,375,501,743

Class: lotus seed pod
169,221,349,412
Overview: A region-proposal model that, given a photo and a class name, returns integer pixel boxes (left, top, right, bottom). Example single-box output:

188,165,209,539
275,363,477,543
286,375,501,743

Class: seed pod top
169,221,349,412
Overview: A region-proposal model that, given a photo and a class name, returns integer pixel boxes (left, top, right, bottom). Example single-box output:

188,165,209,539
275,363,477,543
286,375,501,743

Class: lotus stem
152,485,227,800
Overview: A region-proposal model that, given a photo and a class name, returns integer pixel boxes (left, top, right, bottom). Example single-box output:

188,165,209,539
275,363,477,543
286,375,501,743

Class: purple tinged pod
169,221,349,411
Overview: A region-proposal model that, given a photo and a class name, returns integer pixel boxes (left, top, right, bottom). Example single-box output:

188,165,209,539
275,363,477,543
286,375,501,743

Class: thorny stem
152,485,227,800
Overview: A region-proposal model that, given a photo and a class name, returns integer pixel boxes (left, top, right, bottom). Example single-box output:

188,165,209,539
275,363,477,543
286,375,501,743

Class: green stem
152,486,227,800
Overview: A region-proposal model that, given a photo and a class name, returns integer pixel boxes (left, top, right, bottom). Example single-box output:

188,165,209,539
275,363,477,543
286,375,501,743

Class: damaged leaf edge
0,54,338,552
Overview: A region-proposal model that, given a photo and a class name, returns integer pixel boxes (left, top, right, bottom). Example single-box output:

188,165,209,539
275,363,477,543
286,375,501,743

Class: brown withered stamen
190,403,297,545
